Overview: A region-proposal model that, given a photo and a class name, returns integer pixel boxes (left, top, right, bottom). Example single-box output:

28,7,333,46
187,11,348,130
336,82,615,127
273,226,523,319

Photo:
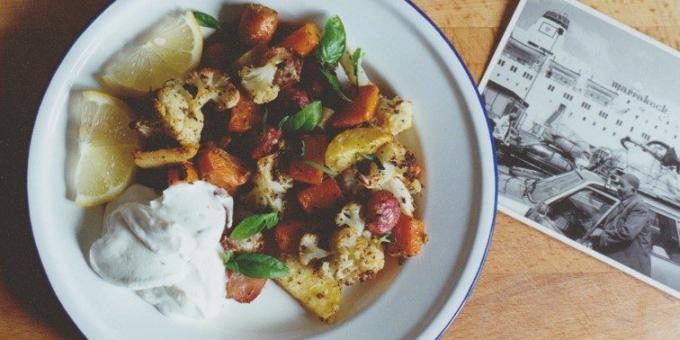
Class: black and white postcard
480,0,680,297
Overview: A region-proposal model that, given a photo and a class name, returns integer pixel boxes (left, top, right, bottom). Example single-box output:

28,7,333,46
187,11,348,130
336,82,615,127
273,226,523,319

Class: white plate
27,0,497,338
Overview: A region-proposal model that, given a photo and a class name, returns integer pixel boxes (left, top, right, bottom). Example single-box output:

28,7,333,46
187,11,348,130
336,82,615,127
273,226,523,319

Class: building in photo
485,9,680,152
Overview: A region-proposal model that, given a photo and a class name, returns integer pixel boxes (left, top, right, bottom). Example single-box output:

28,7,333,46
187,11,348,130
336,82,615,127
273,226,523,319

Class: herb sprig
230,212,278,240
193,11,221,29
222,251,290,279
316,16,352,102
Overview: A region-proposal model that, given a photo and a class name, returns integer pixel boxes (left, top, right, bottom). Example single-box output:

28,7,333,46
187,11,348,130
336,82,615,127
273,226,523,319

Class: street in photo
480,0,680,296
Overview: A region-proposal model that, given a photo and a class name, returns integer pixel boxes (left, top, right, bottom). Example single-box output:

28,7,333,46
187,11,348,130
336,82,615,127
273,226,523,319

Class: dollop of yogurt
89,181,233,319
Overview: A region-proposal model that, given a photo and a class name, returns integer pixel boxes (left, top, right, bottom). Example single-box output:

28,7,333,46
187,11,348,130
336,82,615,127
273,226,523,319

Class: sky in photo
515,0,680,113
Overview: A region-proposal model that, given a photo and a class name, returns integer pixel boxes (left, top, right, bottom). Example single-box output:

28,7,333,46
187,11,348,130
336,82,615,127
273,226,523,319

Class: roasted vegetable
197,145,250,195
325,127,392,173
299,233,330,265
332,84,380,127
228,91,261,133
365,190,401,235
274,256,342,323
238,4,278,47
375,96,414,135
274,219,308,254
386,214,428,257
167,162,198,186
335,202,365,232
245,154,293,213
250,126,283,160
222,232,265,253
330,226,385,285
279,22,321,57
361,163,415,216
132,68,240,167
289,134,328,185
227,271,267,303
133,146,199,169
297,178,343,214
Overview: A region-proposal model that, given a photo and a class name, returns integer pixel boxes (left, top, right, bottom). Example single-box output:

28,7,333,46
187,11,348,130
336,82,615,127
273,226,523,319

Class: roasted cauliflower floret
132,68,240,167
239,47,296,104
375,96,414,135
188,68,241,112
240,63,279,104
299,233,331,266
330,226,385,286
335,202,366,232
222,232,264,253
245,154,293,213
376,142,423,196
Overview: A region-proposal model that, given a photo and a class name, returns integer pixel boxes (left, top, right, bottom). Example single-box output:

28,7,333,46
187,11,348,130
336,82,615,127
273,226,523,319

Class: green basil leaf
303,160,338,177
230,212,279,240
351,48,365,86
193,11,221,29
221,250,234,266
224,259,239,273
232,253,290,278
320,68,352,102
317,15,346,67
283,101,323,132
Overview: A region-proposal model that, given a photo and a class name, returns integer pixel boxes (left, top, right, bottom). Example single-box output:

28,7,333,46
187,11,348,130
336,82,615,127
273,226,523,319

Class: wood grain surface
2,0,680,339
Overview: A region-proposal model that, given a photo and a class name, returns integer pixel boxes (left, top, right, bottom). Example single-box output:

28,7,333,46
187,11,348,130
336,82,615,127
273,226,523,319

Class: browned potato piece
238,4,278,47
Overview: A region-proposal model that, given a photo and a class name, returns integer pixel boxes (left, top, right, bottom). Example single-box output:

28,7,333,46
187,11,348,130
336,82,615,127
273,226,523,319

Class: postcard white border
480,0,680,300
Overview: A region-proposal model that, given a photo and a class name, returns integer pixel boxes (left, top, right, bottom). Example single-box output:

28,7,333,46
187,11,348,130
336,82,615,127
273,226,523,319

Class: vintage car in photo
500,169,680,289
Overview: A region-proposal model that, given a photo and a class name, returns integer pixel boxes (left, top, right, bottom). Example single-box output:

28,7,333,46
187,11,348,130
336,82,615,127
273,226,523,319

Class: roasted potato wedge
325,127,392,173
274,256,342,323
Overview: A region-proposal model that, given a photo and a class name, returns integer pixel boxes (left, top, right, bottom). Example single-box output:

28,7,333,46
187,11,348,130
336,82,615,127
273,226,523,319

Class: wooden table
3,0,680,338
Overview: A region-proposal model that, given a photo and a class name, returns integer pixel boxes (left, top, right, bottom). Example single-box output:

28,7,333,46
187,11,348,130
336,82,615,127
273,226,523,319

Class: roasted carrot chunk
386,214,428,257
297,178,342,214
289,135,328,185
167,162,198,186
279,22,321,57
332,84,380,128
228,92,261,133
197,146,251,195
274,220,308,254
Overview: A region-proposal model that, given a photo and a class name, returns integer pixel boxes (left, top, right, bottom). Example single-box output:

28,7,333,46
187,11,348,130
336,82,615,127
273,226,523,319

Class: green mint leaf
351,48,365,87
230,212,279,240
193,11,221,29
232,253,290,278
320,68,352,102
303,160,338,177
283,101,323,132
317,15,346,67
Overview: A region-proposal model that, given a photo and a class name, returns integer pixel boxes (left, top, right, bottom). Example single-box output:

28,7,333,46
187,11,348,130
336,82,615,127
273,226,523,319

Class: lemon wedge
74,91,139,207
102,11,203,94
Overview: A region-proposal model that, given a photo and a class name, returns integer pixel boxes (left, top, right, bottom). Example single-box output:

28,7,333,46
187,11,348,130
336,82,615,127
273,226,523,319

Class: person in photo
590,173,653,275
